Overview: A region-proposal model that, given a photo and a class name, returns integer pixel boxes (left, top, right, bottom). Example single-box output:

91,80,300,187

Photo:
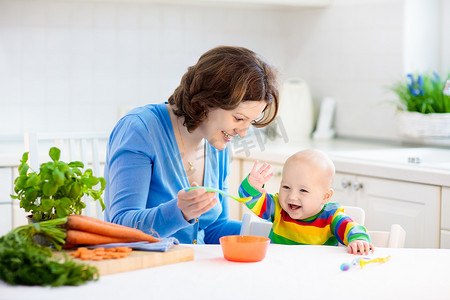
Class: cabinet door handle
352,182,363,191
341,180,351,189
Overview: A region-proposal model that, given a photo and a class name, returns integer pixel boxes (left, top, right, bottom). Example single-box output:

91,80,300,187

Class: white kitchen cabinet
440,187,450,248
332,172,440,249
0,167,13,235
0,203,12,236
228,159,243,221
333,172,358,206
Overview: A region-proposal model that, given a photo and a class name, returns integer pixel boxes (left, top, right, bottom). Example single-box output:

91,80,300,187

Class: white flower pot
396,111,450,138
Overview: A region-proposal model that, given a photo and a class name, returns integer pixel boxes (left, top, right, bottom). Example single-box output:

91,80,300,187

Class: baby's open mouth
289,204,301,210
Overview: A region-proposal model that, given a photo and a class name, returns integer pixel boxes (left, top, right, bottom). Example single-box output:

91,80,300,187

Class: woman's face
200,100,267,150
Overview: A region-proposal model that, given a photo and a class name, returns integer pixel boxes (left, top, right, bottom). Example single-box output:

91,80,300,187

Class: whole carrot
65,229,139,246
67,215,159,243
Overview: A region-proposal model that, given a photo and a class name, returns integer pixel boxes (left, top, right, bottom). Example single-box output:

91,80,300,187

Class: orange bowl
219,235,270,262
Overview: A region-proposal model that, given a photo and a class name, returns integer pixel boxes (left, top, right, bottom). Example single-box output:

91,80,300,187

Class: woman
104,46,279,244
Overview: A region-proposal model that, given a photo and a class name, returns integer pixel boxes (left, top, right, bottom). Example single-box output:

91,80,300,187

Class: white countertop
1,244,450,300
231,137,450,187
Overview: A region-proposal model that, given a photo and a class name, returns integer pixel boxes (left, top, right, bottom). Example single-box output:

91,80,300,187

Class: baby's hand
347,240,374,255
248,161,274,193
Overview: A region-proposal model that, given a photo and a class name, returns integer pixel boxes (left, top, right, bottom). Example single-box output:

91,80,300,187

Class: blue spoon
184,186,251,203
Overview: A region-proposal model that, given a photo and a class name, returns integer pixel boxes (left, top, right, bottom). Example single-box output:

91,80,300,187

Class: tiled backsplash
0,0,289,136
0,0,448,142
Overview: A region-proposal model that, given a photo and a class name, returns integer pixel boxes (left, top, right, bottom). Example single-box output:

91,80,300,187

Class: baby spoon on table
184,186,251,203
340,256,391,271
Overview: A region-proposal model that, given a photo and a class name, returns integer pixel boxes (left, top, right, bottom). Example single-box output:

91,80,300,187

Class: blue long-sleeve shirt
103,102,240,244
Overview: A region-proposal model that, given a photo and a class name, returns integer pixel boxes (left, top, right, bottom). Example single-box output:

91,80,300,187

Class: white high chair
24,132,108,220
240,205,366,237
240,212,407,248
239,213,272,237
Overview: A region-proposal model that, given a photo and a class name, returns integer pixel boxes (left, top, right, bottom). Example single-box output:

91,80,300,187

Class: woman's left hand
177,183,218,222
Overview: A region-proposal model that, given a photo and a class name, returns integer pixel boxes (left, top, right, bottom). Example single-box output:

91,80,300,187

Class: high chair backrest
24,132,108,220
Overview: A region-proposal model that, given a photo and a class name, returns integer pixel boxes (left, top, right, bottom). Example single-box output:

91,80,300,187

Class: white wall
0,0,288,136
284,0,404,140
0,0,449,142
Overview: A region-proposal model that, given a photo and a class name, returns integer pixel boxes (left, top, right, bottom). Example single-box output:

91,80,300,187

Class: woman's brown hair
168,46,279,132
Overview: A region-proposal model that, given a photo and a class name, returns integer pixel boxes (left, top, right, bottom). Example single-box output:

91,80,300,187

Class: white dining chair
24,132,108,220
369,224,406,248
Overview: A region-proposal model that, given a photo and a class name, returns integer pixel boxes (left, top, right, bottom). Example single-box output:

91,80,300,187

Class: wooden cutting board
54,245,194,276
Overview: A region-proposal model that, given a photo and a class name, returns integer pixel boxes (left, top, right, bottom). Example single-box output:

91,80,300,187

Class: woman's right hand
177,183,218,222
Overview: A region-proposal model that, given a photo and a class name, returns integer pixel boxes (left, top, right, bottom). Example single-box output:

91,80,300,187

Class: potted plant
11,147,106,221
390,72,450,138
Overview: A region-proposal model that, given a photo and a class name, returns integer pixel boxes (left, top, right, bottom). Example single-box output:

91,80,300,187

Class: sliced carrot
116,246,132,253
69,246,132,261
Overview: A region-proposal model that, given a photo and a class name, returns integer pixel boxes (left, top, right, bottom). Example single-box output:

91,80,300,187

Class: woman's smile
222,130,233,142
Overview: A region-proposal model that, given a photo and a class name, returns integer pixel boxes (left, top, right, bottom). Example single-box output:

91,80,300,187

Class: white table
1,244,450,300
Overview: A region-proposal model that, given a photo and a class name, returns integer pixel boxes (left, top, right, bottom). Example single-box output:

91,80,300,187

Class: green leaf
18,163,29,176
71,168,82,176
82,177,99,187
24,187,38,201
21,152,29,163
55,197,72,217
68,161,84,168
14,175,27,189
40,198,55,211
43,181,58,197
49,147,61,162
25,173,39,187
69,182,81,198
52,170,65,186
99,177,106,190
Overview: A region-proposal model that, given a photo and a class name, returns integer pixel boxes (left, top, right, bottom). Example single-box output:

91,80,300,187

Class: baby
238,149,374,255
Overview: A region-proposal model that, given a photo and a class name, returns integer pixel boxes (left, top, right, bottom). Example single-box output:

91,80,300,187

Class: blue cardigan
104,102,240,244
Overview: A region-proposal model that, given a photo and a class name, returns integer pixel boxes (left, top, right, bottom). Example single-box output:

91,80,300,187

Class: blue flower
417,75,425,95
407,73,420,97
432,71,440,82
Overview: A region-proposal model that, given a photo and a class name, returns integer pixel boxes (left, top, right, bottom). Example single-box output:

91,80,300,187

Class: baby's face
278,159,332,220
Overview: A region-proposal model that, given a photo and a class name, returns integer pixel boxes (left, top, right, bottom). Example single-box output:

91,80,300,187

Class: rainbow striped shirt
238,177,371,246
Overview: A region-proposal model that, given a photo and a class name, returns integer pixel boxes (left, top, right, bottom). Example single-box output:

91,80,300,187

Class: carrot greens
0,218,98,286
